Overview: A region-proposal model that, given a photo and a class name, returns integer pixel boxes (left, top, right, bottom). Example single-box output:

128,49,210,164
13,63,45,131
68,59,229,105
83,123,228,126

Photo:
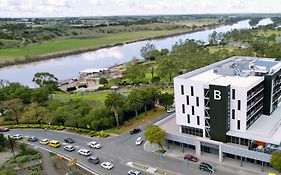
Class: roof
176,56,281,88
188,62,264,88
227,105,281,145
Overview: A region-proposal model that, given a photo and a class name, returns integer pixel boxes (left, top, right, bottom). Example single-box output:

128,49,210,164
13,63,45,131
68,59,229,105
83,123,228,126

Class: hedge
3,124,109,138
65,128,109,138
5,124,66,130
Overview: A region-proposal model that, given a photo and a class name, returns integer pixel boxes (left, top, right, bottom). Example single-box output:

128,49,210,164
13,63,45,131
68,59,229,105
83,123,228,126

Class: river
0,18,273,87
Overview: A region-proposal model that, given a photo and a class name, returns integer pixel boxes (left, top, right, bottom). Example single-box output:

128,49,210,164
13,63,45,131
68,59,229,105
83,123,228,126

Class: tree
144,124,166,150
270,151,281,172
99,77,108,85
32,72,58,89
86,106,114,131
127,89,143,116
140,43,158,60
124,63,147,84
158,93,174,109
3,98,24,124
145,86,161,111
156,57,181,82
139,88,150,115
104,93,126,127
0,134,8,152
151,76,161,83
22,103,49,124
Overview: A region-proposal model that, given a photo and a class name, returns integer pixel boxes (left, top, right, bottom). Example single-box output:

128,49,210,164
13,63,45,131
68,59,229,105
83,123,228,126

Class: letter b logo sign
214,90,221,100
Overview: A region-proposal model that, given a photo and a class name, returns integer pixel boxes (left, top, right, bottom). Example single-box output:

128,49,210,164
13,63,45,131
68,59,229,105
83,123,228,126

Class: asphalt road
4,113,237,175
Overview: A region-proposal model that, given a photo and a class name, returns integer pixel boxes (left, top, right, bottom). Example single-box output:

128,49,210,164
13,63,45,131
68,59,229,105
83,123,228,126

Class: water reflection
0,19,273,87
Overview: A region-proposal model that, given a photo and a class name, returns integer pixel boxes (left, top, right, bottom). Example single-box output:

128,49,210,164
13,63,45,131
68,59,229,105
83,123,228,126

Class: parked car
40,139,49,145
0,128,9,132
167,107,175,113
88,141,102,149
128,169,141,175
11,134,22,140
199,162,215,173
64,138,74,143
28,136,38,142
87,156,100,164
135,137,143,146
129,128,141,135
49,140,61,148
78,149,91,156
184,154,198,162
101,162,114,170
64,145,75,152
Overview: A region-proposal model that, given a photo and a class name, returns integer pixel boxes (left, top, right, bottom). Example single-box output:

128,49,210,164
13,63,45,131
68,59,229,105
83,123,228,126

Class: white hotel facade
158,56,281,167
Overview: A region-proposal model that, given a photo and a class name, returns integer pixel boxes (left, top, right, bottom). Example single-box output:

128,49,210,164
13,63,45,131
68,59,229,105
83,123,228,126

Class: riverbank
0,23,222,68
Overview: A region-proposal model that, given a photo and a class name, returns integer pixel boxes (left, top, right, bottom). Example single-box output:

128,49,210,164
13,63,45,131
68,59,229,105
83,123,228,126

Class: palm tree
104,93,125,127
139,88,150,115
145,86,161,111
127,89,143,117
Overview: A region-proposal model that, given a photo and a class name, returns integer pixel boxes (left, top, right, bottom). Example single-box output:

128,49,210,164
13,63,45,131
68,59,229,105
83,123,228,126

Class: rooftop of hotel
176,57,281,86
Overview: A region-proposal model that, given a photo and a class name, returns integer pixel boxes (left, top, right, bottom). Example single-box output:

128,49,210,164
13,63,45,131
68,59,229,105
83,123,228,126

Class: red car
184,154,198,162
0,128,9,132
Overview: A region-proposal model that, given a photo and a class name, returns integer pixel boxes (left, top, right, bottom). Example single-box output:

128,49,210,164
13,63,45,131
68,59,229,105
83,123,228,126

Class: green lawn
257,30,281,37
53,91,108,103
0,29,187,62
105,107,166,135
208,46,237,53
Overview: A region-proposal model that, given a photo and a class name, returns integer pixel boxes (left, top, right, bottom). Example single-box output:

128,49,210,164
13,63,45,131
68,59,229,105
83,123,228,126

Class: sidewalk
36,148,60,175
144,142,279,175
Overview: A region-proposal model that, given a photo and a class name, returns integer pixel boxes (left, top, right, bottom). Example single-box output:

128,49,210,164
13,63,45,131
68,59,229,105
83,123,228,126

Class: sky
0,0,280,18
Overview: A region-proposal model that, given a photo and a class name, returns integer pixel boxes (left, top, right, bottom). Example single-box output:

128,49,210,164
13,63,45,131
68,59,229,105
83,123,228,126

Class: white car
64,145,75,152
88,141,102,149
167,108,175,113
135,137,143,146
78,149,91,156
11,134,22,140
40,139,49,145
101,162,114,170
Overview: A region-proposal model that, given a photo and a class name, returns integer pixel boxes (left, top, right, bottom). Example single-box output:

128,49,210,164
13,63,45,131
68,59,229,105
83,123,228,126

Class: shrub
65,127,109,138
96,85,110,91
99,77,108,85
78,84,87,88
16,155,30,163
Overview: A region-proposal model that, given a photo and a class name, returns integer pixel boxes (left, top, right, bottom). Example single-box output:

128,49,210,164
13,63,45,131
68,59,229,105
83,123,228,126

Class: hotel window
182,104,185,114
196,97,199,107
237,120,240,130
232,109,235,119
187,114,190,124
197,116,200,125
232,89,235,99
191,86,194,96
181,85,184,95
186,95,189,105
192,106,195,115
238,100,241,110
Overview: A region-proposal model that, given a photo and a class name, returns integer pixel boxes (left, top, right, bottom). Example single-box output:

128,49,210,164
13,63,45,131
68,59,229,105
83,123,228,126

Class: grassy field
208,46,237,53
53,91,109,103
174,19,220,27
257,30,281,37
105,107,166,135
0,29,188,62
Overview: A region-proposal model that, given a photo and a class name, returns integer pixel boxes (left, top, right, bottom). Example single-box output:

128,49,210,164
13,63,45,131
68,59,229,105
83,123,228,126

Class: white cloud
0,0,280,17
